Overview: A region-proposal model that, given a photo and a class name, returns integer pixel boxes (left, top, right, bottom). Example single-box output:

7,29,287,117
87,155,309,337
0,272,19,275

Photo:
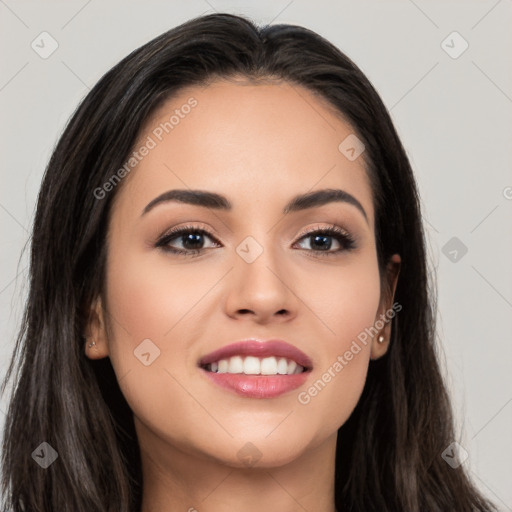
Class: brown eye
294,226,356,255
156,226,221,255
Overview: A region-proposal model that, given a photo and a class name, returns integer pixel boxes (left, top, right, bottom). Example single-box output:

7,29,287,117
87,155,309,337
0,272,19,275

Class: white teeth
260,356,277,375
277,357,288,375
206,355,305,375
243,356,260,375
228,355,244,373
217,359,229,373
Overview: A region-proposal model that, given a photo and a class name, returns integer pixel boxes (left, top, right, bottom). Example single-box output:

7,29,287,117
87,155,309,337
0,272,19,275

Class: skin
85,78,401,512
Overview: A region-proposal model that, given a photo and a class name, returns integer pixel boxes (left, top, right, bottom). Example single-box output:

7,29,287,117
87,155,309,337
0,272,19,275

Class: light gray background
1,0,511,509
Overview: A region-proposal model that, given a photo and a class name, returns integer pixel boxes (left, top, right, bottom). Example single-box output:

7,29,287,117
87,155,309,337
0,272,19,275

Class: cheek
102,250,216,437
294,255,381,429
103,244,237,389
101,248,192,384
304,252,382,350
105,248,213,342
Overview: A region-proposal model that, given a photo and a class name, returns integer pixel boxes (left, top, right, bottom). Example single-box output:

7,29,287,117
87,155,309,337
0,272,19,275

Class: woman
0,12,497,512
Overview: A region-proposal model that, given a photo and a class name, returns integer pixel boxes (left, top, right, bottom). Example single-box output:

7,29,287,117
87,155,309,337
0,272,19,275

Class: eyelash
155,224,357,258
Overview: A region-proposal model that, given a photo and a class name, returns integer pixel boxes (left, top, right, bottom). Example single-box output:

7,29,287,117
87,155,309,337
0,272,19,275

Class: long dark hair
1,13,497,512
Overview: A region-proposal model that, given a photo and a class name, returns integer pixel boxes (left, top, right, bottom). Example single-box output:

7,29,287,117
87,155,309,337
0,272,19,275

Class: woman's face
88,78,400,468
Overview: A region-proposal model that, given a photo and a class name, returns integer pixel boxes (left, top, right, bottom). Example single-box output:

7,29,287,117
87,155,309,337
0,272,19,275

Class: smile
198,339,313,398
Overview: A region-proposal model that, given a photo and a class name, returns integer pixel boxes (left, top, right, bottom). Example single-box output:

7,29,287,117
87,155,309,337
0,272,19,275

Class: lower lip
200,368,310,398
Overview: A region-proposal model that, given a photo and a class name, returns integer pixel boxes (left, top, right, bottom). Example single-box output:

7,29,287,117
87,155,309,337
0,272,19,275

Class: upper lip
199,339,313,370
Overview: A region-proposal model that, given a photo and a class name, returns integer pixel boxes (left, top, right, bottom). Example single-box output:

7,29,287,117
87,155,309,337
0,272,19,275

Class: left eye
294,227,356,253
296,232,341,251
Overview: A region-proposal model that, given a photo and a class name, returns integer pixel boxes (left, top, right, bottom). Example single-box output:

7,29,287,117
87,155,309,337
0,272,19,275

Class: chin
200,428,317,470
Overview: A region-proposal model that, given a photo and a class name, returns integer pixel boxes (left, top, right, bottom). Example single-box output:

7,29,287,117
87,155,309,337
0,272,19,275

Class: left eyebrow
141,187,368,224
283,188,368,224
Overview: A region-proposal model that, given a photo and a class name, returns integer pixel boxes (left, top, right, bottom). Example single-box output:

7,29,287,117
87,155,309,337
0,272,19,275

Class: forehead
115,79,374,228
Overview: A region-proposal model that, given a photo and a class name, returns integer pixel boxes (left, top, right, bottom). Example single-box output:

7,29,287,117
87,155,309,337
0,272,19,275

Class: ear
370,253,401,360
83,295,110,360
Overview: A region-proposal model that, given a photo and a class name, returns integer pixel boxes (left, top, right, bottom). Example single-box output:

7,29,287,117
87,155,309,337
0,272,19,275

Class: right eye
155,225,222,256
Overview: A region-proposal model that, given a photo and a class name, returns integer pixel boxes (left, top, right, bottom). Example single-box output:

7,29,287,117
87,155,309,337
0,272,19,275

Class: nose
223,240,299,325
